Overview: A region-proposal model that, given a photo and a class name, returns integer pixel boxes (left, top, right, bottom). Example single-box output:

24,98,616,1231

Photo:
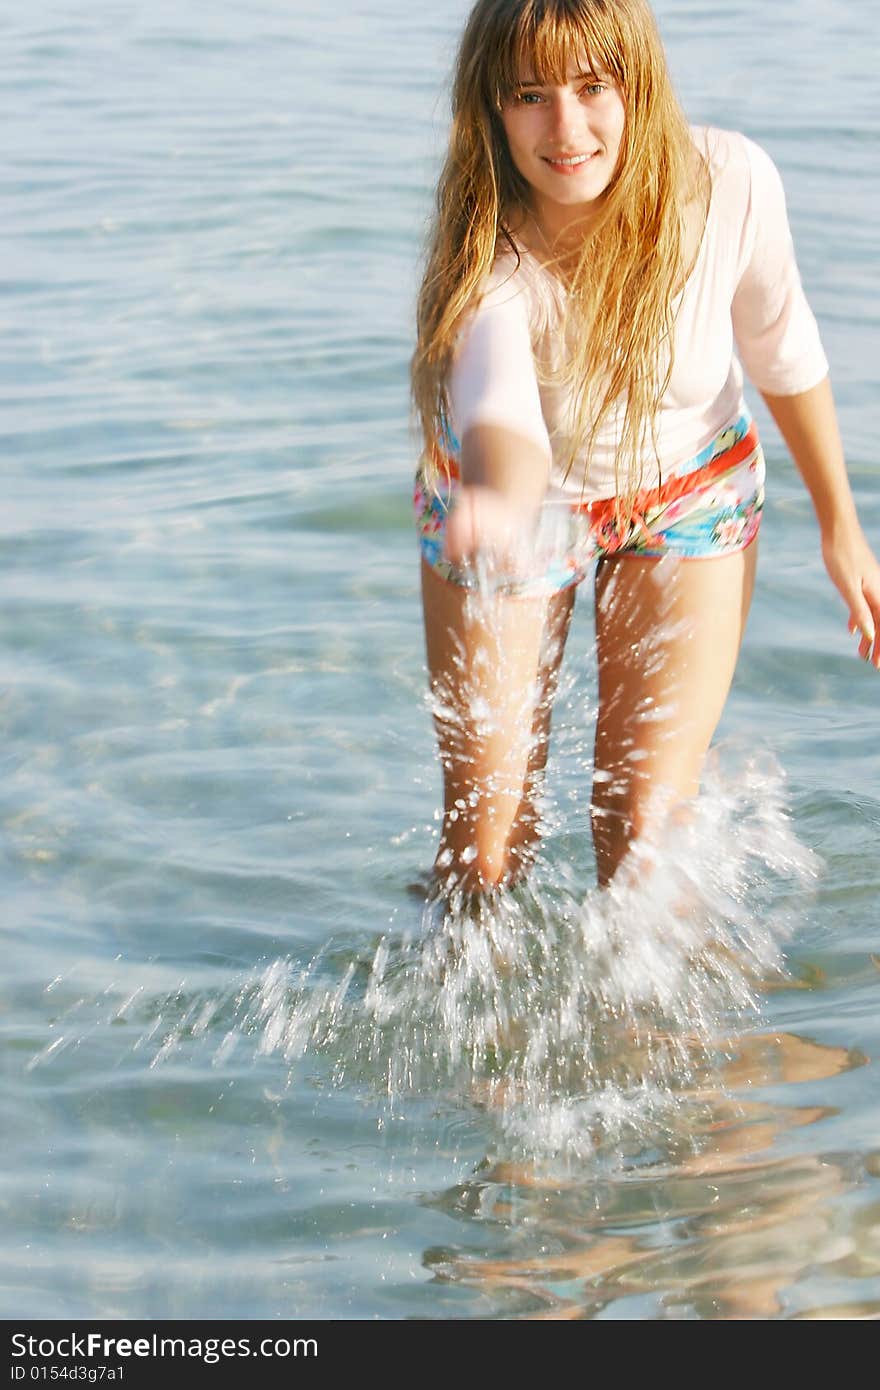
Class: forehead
495,17,622,96
517,57,612,83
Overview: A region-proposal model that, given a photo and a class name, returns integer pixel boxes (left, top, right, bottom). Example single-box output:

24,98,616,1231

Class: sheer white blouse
448,126,829,501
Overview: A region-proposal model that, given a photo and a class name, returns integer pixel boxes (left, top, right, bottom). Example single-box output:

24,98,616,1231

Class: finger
860,579,880,669
851,606,875,645
443,498,474,565
866,604,880,670
442,529,463,564
848,597,876,663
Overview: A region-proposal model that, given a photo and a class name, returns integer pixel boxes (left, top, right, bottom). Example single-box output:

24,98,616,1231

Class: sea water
4,0,880,1319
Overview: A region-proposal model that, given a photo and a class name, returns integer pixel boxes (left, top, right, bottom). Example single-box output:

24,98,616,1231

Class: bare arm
444,423,551,566
459,423,551,504
761,375,880,668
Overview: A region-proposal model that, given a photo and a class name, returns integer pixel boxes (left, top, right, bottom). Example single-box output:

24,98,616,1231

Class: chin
545,183,608,207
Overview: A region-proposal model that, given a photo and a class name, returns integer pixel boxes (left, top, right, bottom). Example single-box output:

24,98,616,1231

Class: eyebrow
517,71,605,87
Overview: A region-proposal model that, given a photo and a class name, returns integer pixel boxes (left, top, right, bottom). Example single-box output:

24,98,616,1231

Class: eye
514,90,544,104
582,81,607,96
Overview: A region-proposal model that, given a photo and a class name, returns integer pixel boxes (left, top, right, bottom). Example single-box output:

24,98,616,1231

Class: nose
546,90,584,146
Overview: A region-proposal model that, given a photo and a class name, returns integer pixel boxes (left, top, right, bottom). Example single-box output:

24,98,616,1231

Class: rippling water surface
4,0,880,1319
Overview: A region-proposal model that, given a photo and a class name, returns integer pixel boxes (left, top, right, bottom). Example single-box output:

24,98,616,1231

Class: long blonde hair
411,0,710,520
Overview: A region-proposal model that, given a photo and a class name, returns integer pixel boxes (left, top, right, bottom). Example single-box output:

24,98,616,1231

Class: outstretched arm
444,263,553,567
761,375,880,669
444,424,551,565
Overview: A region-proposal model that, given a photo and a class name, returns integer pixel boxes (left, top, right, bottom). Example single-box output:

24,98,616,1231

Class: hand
821,523,880,669
444,483,537,572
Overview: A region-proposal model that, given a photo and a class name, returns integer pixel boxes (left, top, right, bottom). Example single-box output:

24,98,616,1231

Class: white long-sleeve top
447,125,829,501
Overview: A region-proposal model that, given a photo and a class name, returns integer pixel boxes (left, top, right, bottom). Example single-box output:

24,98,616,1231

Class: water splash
113,534,819,1160
92,740,812,1162
26,742,818,1165
26,555,820,1164
234,749,815,1155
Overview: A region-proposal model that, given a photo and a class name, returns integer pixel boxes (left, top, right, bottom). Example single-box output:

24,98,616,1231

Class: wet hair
411,0,710,517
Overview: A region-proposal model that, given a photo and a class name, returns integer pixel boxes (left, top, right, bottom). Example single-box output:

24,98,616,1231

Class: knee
591,767,642,831
591,773,695,887
434,837,512,894
435,805,540,893
591,798,656,889
593,756,695,824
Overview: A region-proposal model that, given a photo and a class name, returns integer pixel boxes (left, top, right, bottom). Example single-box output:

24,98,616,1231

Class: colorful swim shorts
413,411,765,598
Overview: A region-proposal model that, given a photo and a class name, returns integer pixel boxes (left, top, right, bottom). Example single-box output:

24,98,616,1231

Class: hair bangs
492,1,625,106
415,0,707,514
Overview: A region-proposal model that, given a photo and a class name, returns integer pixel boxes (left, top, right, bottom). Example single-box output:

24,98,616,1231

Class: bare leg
592,541,758,887
420,558,576,894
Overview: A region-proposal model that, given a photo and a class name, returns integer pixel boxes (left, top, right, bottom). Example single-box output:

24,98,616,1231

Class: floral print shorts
414,411,765,598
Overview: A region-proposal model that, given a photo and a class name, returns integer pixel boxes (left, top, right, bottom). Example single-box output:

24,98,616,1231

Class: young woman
411,0,880,897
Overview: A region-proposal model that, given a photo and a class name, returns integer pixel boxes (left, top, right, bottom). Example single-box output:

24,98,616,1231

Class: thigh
592,541,758,874
420,558,575,886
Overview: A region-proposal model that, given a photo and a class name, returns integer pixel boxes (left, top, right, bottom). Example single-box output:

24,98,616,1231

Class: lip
541,150,600,174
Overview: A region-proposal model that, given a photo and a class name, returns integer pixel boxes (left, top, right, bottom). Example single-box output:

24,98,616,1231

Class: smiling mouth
542,151,599,168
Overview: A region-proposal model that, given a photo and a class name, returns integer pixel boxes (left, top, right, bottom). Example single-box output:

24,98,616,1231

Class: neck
531,194,602,252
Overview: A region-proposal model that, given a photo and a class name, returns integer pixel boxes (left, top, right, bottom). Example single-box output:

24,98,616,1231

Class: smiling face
499,62,627,243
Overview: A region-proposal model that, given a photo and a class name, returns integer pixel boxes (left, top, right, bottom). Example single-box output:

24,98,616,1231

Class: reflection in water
422,1032,866,1319
215,748,817,1164
25,718,877,1318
